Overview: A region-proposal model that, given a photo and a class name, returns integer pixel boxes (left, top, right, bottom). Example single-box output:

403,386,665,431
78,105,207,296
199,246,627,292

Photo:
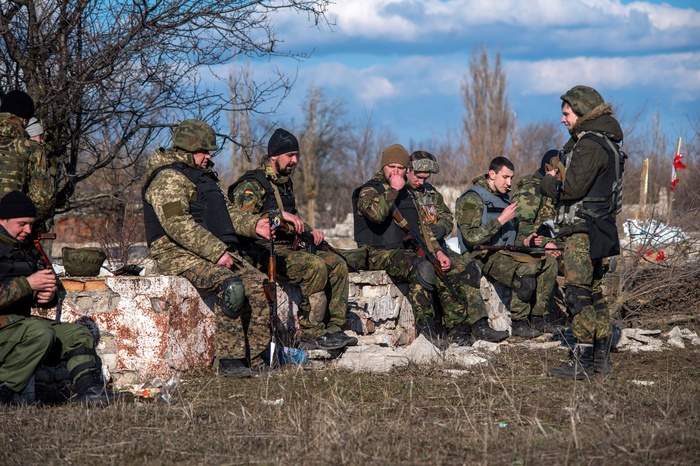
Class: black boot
447,322,472,347
416,316,445,348
593,336,613,375
219,359,253,378
471,318,509,343
511,319,542,338
548,343,595,380
73,371,133,406
531,316,566,334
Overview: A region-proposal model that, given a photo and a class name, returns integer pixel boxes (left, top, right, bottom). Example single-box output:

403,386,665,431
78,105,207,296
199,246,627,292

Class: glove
429,224,447,240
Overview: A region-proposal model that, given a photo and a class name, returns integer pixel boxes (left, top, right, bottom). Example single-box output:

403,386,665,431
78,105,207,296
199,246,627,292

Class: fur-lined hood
569,103,623,144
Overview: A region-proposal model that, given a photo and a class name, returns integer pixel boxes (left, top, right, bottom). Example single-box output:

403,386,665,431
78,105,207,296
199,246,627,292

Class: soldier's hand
26,269,56,292
282,211,304,233
217,252,234,268
498,202,518,225
436,250,451,272
388,172,406,191
525,233,543,247
310,229,324,245
256,218,275,239
545,242,562,259
36,290,55,304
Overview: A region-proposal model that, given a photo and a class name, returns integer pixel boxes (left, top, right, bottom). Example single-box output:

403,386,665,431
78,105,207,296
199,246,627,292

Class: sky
238,0,700,150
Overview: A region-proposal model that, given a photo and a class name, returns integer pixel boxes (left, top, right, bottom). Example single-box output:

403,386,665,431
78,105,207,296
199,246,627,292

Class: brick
62,280,85,292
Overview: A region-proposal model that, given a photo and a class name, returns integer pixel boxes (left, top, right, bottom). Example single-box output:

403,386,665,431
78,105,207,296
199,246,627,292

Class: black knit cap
0,191,38,219
539,149,560,176
0,90,35,119
267,128,299,158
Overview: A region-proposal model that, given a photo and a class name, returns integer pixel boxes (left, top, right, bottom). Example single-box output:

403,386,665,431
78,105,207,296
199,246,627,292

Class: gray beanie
26,117,44,137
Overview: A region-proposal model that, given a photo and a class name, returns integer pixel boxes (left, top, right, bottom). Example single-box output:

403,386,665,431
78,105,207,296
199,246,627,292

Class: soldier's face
272,151,298,176
489,167,513,194
0,217,35,242
193,151,211,168
561,102,579,130
406,170,430,189
382,163,406,181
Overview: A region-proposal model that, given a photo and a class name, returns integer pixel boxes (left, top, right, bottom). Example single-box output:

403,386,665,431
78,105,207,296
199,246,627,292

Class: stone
335,344,410,374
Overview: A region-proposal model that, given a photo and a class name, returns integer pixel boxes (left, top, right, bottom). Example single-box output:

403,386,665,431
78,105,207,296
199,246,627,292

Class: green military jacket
407,181,453,251
455,176,508,249
511,172,555,247
143,147,260,276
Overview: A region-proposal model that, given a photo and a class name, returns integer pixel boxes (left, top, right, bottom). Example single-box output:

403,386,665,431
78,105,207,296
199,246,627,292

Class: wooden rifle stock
472,245,563,254
32,232,65,322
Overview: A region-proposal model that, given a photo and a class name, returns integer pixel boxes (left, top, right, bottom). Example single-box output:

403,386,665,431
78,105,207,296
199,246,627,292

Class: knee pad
413,259,436,292
565,286,592,317
463,260,482,289
219,277,245,319
515,274,537,302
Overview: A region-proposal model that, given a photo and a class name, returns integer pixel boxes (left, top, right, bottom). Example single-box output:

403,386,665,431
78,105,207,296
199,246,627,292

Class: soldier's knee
412,258,436,292
565,285,592,317
514,274,537,302
24,319,56,347
219,276,245,319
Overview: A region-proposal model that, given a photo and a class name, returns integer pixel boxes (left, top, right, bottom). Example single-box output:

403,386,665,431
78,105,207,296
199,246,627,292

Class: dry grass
2,339,699,466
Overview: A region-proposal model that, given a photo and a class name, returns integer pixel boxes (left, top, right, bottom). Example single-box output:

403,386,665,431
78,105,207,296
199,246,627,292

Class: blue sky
233,0,700,149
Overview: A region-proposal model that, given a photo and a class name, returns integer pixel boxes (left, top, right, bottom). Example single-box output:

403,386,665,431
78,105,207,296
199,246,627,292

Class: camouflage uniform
228,159,349,340
0,226,99,396
455,176,558,322
0,113,55,224
512,173,556,248
143,146,269,364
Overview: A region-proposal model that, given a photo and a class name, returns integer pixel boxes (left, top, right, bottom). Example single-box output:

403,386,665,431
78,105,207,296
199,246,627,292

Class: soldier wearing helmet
142,119,274,378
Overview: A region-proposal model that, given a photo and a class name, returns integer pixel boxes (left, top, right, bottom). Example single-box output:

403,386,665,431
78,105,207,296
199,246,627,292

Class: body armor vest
142,162,238,247
456,185,516,252
352,180,420,249
555,132,625,226
0,239,39,317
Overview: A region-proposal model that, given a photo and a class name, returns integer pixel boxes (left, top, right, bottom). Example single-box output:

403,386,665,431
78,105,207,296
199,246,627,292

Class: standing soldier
0,91,55,226
228,128,356,352
541,86,625,379
455,157,559,339
143,120,273,378
406,151,508,343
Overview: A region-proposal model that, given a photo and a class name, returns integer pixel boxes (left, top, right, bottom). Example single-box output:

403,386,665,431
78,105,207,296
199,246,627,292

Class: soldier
0,91,56,225
405,151,508,343
0,191,120,406
455,157,558,339
142,120,273,378
541,86,625,379
510,150,566,333
228,128,357,352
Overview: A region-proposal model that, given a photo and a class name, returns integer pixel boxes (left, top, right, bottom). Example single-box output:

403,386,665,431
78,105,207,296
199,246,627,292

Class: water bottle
279,346,309,366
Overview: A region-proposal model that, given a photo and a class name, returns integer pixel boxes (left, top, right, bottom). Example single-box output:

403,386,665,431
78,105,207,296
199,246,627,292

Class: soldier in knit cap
0,91,55,225
542,85,625,379
228,128,357,352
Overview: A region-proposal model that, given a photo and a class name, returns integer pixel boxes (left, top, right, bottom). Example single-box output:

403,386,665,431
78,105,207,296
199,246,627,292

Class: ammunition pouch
219,277,245,319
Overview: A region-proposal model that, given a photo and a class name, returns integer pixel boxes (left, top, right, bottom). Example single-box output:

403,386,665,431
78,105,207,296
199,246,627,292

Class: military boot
0,376,35,406
593,336,613,375
471,318,509,343
416,316,446,348
447,322,472,347
531,315,566,334
548,343,595,380
73,371,133,406
511,319,542,338
218,359,253,378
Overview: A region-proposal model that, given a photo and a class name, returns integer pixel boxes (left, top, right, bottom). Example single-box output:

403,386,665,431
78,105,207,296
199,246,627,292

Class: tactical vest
555,131,626,226
228,169,297,215
0,238,38,317
352,180,420,249
142,162,238,247
0,144,28,195
456,185,516,252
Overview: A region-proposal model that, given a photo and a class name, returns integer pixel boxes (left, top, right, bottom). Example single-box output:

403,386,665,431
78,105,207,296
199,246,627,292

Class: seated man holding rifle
228,128,357,352
455,156,559,339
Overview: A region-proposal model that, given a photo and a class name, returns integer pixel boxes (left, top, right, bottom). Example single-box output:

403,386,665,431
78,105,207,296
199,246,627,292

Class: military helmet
560,85,604,117
62,247,107,277
172,119,218,153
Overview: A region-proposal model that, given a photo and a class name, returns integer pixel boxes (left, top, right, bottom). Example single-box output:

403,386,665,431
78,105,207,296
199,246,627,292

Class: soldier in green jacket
143,120,273,378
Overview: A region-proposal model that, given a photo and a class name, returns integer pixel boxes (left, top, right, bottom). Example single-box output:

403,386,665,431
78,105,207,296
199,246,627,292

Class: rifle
390,208,465,305
472,245,564,254
261,212,278,366
278,221,360,273
32,233,66,322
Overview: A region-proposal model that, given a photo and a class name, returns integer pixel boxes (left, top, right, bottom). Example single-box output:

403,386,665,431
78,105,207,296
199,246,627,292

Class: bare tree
0,0,330,214
461,45,512,172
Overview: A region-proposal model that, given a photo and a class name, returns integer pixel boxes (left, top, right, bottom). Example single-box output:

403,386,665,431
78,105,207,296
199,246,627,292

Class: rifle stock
281,221,360,273
472,245,563,254
32,233,65,322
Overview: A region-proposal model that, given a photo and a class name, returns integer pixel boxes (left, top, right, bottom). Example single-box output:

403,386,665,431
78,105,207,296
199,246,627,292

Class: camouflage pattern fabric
172,119,218,153
0,113,55,223
562,233,611,343
181,257,269,363
407,181,453,245
511,172,556,246
454,176,506,256
143,147,260,276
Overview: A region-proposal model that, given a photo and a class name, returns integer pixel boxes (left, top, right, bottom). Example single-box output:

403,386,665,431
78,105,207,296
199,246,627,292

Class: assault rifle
278,221,359,273
262,212,279,366
32,232,65,322
472,245,563,254
390,208,465,305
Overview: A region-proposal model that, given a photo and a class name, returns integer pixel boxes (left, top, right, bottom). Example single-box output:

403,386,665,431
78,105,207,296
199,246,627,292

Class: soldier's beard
274,159,295,176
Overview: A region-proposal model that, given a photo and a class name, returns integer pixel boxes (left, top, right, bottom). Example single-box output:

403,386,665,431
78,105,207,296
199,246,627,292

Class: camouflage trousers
240,244,349,339
0,317,97,393
562,233,611,343
181,253,269,364
367,247,487,331
481,250,558,321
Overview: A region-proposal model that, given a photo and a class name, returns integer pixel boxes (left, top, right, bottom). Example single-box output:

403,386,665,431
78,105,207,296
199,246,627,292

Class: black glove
429,224,447,240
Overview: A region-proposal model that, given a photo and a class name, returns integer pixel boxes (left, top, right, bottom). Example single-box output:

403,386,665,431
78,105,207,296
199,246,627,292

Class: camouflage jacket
408,181,454,248
143,147,260,276
0,113,55,223
511,172,555,246
356,171,442,251
228,159,311,235
455,176,508,247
